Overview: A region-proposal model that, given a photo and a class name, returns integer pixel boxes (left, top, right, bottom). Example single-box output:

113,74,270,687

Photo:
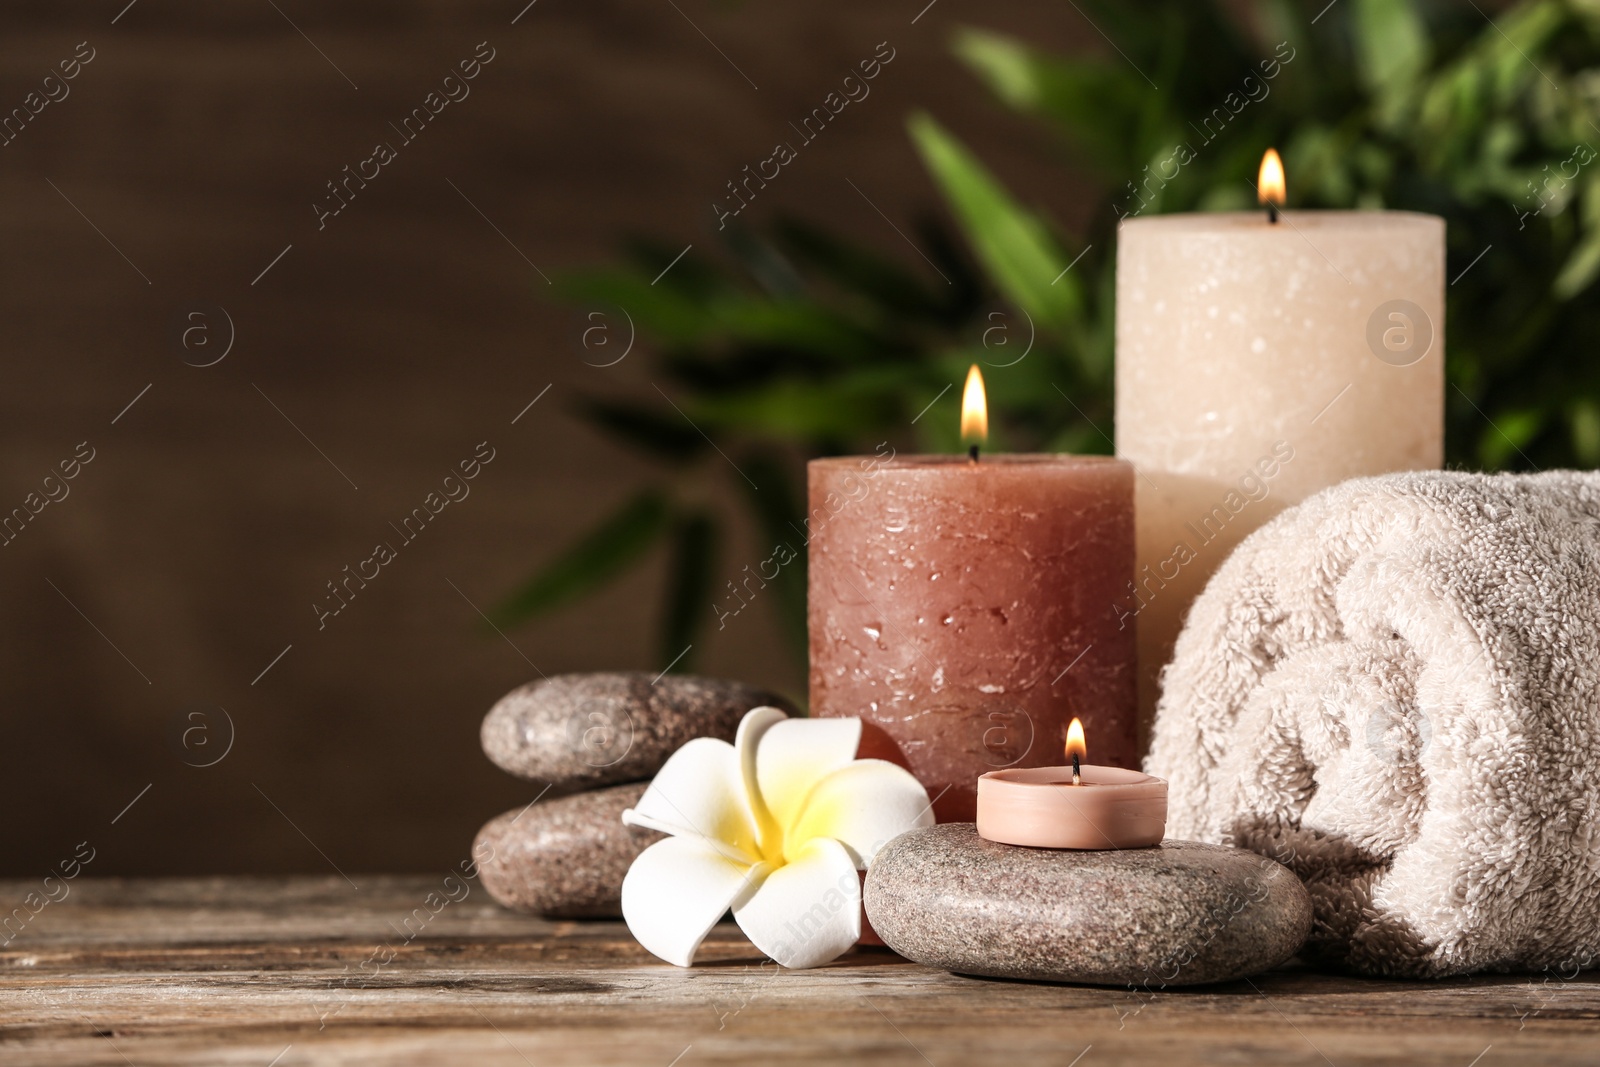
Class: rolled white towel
1147,470,1600,977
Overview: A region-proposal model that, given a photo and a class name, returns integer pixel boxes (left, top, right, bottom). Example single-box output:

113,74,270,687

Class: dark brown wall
0,0,1095,876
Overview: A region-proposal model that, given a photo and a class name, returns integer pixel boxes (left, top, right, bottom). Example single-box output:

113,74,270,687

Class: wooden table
2,877,1596,1065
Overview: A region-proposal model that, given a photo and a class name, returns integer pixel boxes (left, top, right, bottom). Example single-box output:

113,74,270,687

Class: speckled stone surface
475,783,662,918
865,823,1312,987
480,672,797,789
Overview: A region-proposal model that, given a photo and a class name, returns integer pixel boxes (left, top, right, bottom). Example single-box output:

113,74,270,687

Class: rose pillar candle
807,452,1136,822
1116,193,1444,741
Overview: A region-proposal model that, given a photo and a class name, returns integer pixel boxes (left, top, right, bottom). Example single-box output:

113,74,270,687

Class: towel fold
1147,470,1600,978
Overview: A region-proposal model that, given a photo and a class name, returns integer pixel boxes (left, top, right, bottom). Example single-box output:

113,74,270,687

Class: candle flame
1258,148,1286,207
960,364,988,445
1065,717,1087,764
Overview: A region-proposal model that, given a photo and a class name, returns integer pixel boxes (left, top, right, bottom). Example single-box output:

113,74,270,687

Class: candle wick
968,443,980,464
1267,202,1280,225
1071,752,1081,786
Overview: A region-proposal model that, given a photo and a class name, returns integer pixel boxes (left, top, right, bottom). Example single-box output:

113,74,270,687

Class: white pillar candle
1115,206,1444,743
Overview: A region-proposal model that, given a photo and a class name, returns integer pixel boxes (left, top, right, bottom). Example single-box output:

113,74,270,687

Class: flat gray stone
481,672,797,790
475,783,661,918
865,823,1311,987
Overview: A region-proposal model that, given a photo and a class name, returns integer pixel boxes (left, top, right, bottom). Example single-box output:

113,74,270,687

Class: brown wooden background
0,0,1098,876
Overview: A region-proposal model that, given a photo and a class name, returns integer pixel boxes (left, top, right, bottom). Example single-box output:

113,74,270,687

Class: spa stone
474,783,661,918
481,671,797,789
865,824,1311,986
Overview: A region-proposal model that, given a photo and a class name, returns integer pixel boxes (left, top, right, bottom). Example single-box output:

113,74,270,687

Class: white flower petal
788,759,934,868
735,706,790,852
621,836,765,967
621,737,759,861
756,716,863,834
733,837,861,969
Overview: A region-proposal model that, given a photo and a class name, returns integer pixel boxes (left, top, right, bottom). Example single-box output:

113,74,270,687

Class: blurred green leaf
690,371,910,440
708,299,876,357
773,216,947,322
952,28,1151,177
555,270,711,346
908,112,1091,366
579,399,709,463
622,237,728,302
719,223,806,298
491,491,671,629
1477,407,1544,469
1352,0,1431,101
1555,228,1600,297
1571,399,1600,464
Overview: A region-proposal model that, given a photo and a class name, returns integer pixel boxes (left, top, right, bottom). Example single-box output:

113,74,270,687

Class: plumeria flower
621,706,933,969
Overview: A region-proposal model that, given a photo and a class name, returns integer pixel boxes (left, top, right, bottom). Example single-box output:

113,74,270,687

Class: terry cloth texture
1146,470,1600,978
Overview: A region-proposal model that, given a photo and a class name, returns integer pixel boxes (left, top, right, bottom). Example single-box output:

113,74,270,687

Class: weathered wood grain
0,878,1596,1066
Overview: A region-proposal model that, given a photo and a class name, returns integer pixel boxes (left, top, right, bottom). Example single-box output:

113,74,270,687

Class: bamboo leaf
908,113,1088,358
709,299,876,357
1476,407,1543,470
491,491,671,628
1352,0,1430,97
1555,181,1600,298
690,376,905,441
773,216,945,321
623,237,725,301
555,270,712,345
951,28,1149,177
1571,400,1600,466
719,223,807,298
580,398,709,462
1555,230,1600,299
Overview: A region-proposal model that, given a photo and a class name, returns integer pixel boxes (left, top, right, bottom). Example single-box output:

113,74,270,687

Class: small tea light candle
976,719,1167,849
